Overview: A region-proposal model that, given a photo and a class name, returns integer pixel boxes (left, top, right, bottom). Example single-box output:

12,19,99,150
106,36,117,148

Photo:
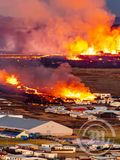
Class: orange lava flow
10,79,41,96
0,71,95,103
52,82,95,103
66,26,120,60
2,73,42,96
6,75,19,86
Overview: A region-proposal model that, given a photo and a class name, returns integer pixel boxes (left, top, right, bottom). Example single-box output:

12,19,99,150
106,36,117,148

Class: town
0,92,120,159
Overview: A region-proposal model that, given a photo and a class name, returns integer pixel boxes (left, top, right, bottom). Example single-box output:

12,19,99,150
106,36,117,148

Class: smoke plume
0,0,115,55
0,63,94,101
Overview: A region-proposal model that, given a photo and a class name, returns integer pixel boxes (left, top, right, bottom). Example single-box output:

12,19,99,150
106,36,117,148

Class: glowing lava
6,75,42,95
66,26,120,60
1,71,95,103
52,82,95,103
6,75,19,86
62,89,95,101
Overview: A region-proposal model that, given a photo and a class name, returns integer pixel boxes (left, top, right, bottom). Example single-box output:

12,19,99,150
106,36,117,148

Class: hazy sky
107,0,120,16
0,0,119,18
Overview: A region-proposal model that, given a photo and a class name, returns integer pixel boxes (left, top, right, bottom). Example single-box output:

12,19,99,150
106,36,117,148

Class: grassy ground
0,138,56,146
73,68,120,96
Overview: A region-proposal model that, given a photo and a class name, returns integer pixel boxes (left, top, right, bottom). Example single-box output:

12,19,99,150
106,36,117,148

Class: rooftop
0,116,48,130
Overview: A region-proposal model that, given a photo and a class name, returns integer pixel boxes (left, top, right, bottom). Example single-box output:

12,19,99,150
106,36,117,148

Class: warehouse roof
0,116,48,130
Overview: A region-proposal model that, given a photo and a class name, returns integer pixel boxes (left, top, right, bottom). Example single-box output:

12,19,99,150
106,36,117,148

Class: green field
0,138,56,146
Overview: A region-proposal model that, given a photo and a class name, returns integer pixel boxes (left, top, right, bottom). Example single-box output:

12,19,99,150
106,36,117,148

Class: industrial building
0,116,73,138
